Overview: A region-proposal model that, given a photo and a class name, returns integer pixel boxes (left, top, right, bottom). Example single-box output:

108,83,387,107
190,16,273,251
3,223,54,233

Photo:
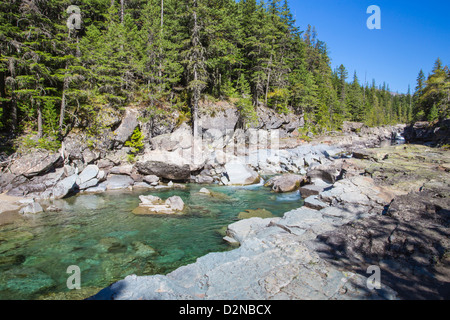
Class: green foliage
42,100,59,137
16,133,61,152
428,104,439,122
125,126,144,156
1,0,435,141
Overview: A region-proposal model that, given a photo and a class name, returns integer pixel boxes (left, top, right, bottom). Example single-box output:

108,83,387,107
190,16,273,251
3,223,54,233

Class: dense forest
0,0,449,151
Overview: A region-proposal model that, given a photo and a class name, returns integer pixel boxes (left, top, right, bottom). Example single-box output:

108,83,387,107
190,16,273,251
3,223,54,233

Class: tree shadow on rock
308,191,450,300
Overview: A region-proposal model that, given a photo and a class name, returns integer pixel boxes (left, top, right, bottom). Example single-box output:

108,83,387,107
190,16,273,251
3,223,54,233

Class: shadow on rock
307,191,450,300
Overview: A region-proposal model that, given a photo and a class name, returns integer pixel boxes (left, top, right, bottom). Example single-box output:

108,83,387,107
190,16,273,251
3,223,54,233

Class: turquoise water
0,183,303,300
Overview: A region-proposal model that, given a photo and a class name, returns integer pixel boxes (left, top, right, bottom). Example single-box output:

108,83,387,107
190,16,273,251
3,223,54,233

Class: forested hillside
0,0,449,151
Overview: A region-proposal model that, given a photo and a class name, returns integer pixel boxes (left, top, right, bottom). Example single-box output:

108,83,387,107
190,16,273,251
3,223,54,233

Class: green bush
125,127,144,162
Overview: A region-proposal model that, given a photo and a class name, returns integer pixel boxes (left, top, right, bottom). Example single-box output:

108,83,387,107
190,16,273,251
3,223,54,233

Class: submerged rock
19,201,43,215
133,195,185,215
237,209,274,220
198,187,211,195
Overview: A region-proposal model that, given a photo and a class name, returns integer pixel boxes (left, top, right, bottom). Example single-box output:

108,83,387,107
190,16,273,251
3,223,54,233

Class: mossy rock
237,208,274,220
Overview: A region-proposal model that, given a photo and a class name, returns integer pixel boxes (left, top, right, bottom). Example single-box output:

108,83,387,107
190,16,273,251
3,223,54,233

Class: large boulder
135,150,193,181
223,160,260,185
113,108,139,148
52,174,78,199
264,174,306,193
9,151,62,178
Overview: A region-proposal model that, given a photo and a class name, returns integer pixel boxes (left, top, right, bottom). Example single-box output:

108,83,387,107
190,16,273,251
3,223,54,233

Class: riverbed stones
0,267,56,296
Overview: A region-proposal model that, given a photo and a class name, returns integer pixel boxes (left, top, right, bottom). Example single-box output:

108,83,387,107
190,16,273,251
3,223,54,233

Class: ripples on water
0,183,303,300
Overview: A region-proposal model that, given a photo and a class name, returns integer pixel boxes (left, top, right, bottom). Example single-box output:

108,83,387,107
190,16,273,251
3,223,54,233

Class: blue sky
288,0,450,93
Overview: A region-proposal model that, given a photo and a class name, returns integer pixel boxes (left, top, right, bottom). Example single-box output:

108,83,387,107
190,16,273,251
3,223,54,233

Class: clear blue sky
289,0,450,93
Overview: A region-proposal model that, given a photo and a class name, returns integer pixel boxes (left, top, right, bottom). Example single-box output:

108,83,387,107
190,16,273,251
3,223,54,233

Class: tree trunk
120,0,124,24
37,102,43,139
193,74,199,138
264,54,273,107
0,67,7,129
59,71,69,138
158,0,164,93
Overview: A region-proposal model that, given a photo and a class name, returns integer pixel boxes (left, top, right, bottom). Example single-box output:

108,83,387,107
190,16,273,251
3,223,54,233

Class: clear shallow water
0,183,303,300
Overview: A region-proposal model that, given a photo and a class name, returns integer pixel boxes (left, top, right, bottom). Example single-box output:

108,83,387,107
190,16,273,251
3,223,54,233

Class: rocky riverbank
89,142,449,300
0,103,405,216
2,103,447,299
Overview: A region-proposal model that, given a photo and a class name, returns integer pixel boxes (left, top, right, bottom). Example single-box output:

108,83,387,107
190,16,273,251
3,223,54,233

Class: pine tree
183,0,208,137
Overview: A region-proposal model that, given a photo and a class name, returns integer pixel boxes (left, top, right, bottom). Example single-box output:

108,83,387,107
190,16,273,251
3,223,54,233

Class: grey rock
135,152,191,181
76,165,100,186
19,201,43,215
195,175,214,184
9,151,62,178
198,102,239,134
82,148,100,164
307,168,336,184
299,183,332,198
113,108,139,147
83,183,107,194
304,195,328,210
264,174,306,193
143,175,159,184
78,178,99,190
224,160,260,185
52,174,78,199
109,165,134,176
165,196,184,211
132,182,153,189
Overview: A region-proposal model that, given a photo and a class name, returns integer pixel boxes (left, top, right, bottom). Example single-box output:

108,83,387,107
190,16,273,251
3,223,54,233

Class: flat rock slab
90,229,397,300
299,183,332,198
104,175,134,190
304,196,328,210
